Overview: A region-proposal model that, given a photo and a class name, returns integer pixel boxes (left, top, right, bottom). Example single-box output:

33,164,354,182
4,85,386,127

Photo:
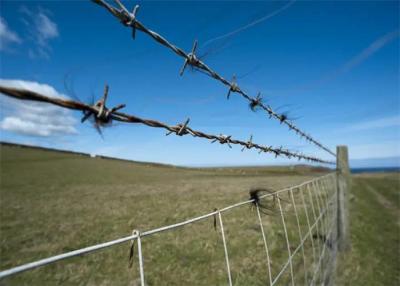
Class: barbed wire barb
180,40,199,76
227,74,239,99
241,134,253,152
211,134,232,148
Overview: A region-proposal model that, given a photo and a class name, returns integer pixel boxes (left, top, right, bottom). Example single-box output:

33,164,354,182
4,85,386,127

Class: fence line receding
91,0,336,158
0,173,339,286
0,85,333,164
0,1,348,284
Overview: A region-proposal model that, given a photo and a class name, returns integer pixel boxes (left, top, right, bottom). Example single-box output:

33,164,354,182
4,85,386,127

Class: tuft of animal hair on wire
249,92,263,112
312,233,334,250
274,104,302,122
63,75,115,138
249,188,279,216
213,208,218,230
128,239,135,268
278,111,302,124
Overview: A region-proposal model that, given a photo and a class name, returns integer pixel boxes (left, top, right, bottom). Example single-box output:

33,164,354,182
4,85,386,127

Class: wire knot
166,118,190,136
180,40,200,76
114,0,140,38
241,135,253,151
81,84,126,125
211,134,232,148
277,146,284,156
227,75,240,99
258,146,268,154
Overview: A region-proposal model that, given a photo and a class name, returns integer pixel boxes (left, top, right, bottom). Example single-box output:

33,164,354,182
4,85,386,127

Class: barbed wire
0,85,333,164
91,0,336,157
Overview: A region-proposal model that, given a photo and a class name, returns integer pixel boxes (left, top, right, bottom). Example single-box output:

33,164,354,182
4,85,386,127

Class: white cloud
0,17,22,51
20,6,59,59
345,115,400,131
37,12,58,40
0,79,78,137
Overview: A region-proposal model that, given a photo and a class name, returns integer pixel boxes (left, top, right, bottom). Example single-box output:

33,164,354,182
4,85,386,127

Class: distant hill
0,141,331,173
0,141,176,169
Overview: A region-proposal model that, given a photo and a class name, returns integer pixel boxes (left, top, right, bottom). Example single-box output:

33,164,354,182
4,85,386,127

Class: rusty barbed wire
0,85,333,164
91,0,336,157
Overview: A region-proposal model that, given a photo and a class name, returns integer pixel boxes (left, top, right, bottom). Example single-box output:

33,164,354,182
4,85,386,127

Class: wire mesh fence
0,172,338,285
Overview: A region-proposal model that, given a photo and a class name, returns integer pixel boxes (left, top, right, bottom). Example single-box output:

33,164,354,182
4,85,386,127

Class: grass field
336,173,400,285
0,144,398,285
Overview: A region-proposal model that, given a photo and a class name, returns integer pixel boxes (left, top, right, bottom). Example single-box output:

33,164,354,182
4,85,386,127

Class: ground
336,173,400,285
0,145,398,285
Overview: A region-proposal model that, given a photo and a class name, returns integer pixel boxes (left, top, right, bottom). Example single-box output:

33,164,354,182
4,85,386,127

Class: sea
351,167,400,174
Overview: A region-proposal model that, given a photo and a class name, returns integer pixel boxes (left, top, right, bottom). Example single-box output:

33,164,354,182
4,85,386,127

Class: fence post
336,145,351,251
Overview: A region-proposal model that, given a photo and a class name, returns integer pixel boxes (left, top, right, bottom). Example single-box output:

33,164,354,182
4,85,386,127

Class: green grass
0,144,398,285
336,173,400,285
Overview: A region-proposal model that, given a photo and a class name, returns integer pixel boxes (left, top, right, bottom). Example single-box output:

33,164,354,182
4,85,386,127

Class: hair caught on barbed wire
249,93,263,112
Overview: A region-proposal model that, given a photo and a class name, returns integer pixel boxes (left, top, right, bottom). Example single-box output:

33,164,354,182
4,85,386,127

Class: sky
0,0,399,167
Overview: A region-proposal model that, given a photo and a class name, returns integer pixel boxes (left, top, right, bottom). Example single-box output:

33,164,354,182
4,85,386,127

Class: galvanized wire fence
0,173,338,285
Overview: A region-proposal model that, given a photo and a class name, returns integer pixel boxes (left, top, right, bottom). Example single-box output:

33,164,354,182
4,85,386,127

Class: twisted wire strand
91,0,336,157
0,85,333,164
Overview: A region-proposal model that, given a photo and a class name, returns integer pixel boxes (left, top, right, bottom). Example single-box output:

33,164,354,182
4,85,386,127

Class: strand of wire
0,173,335,278
91,0,336,157
0,85,333,164
260,176,338,285
271,191,337,285
277,193,295,286
309,207,337,286
289,187,308,285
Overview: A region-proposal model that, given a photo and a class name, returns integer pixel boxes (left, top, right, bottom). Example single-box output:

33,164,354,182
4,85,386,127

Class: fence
91,0,336,157
0,1,351,284
0,85,332,165
0,147,350,284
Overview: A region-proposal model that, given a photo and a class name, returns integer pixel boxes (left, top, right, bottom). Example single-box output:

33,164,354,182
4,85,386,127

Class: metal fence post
336,145,351,251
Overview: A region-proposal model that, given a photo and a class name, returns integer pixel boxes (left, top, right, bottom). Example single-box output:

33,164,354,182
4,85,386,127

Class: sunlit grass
1,145,398,285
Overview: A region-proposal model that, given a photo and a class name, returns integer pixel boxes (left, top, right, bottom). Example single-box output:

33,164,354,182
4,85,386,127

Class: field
0,144,399,285
336,173,400,285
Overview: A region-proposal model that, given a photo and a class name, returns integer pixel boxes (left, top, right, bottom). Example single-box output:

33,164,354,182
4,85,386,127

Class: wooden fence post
336,145,351,251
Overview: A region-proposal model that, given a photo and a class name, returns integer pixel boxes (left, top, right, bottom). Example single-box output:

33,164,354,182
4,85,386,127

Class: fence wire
0,173,338,285
91,0,336,158
0,85,333,164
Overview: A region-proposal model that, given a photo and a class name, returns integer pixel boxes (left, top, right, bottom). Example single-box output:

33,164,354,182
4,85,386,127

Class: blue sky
0,0,399,167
